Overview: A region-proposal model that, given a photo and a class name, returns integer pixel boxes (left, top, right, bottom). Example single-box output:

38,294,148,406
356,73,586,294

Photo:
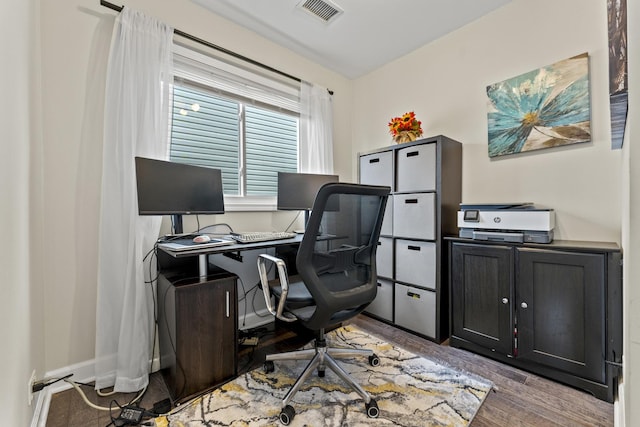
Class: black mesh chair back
293,182,390,330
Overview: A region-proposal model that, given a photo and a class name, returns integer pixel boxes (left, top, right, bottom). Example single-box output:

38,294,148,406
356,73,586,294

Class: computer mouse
193,235,211,243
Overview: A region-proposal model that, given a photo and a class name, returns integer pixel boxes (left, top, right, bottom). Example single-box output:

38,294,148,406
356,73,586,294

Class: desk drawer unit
393,193,436,240
395,284,436,338
367,278,394,322
395,239,436,290
376,237,393,279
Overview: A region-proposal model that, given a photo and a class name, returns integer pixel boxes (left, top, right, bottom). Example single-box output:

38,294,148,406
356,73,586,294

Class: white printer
457,203,555,243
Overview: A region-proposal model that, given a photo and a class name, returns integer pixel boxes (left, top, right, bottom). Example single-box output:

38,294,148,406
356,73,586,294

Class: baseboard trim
29,355,163,427
615,375,624,427
30,358,96,427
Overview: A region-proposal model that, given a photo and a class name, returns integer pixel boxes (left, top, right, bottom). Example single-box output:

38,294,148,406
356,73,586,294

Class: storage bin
395,239,436,290
396,143,436,192
366,278,393,321
393,192,436,240
395,284,436,338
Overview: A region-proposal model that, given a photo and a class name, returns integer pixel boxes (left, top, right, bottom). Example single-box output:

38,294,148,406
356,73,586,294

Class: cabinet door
517,248,605,382
175,277,237,397
451,243,513,355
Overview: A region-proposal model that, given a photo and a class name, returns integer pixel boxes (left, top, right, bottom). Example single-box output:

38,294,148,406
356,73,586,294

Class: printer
457,202,555,243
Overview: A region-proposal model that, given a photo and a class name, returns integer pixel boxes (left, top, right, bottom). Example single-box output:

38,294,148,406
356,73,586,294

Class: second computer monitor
277,172,339,211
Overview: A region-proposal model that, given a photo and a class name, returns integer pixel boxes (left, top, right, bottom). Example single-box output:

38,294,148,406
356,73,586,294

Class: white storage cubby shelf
359,135,462,342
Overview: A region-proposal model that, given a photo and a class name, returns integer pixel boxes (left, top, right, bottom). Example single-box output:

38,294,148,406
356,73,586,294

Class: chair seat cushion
272,278,315,309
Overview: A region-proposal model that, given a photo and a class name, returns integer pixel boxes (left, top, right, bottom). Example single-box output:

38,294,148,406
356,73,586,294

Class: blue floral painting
486,53,591,157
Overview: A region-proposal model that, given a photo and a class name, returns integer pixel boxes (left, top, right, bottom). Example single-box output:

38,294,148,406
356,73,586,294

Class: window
170,44,301,210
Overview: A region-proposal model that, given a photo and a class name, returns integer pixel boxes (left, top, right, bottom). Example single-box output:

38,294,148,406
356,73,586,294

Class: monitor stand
172,214,184,234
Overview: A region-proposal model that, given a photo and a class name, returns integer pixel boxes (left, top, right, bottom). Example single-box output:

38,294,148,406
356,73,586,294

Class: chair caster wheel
365,399,379,418
264,361,275,373
279,405,295,425
318,369,325,377
368,354,380,367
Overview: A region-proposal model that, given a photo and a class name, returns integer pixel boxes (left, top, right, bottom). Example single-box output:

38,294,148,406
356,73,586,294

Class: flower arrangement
388,111,423,143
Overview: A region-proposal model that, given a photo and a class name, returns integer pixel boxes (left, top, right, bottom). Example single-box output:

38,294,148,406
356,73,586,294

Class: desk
156,235,303,402
160,235,303,279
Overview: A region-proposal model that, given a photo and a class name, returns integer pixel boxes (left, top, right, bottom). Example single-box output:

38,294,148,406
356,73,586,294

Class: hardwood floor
45,315,613,426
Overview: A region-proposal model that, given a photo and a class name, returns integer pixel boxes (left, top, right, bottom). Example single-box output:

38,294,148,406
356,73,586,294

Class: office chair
257,182,390,425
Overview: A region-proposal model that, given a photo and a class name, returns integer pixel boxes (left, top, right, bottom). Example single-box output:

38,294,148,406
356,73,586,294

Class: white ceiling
192,0,513,79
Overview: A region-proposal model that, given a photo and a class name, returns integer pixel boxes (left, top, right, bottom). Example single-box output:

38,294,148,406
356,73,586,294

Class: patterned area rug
154,325,492,426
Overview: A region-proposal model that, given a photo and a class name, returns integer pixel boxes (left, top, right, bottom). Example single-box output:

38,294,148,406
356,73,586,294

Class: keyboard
230,231,296,244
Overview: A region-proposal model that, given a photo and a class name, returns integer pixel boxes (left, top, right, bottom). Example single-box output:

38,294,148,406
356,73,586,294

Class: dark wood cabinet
448,238,622,402
157,269,238,403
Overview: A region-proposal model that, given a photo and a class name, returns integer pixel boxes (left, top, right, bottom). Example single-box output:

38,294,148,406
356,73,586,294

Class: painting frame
486,53,591,158
608,0,628,149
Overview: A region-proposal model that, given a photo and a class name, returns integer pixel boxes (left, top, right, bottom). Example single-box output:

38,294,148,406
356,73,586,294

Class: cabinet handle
226,291,230,317
406,151,419,158
407,245,421,251
377,282,382,287
369,158,380,163
407,291,421,299
377,241,382,246
521,302,528,309
405,199,418,204
502,298,509,304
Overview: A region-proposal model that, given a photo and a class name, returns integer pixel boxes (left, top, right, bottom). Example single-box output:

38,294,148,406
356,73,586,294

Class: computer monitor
277,172,339,225
135,157,225,234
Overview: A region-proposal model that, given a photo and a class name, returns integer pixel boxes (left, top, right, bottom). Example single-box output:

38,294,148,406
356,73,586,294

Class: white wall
38,0,352,373
352,0,620,243
2,0,45,424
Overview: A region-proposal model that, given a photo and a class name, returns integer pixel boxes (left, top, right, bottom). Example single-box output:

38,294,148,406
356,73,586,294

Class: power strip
240,336,259,346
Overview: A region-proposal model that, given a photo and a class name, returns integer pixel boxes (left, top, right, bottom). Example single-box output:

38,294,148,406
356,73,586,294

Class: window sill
224,196,277,212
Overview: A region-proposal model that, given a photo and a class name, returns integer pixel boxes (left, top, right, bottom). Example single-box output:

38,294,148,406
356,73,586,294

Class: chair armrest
257,254,297,322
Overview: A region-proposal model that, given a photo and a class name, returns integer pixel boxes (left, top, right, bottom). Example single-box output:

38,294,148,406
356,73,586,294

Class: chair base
264,329,380,424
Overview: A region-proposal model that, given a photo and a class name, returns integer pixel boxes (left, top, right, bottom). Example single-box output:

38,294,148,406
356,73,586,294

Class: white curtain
299,81,334,174
95,7,173,392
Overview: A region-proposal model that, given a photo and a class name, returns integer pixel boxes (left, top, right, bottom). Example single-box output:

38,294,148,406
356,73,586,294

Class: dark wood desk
156,235,304,403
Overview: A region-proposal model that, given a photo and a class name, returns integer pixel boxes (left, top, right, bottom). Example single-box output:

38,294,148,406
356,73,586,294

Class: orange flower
388,111,423,137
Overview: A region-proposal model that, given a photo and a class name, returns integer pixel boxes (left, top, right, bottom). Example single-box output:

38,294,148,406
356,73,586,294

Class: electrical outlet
28,370,36,406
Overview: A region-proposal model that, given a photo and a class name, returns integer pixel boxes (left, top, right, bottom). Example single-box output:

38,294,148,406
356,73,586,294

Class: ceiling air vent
297,0,344,23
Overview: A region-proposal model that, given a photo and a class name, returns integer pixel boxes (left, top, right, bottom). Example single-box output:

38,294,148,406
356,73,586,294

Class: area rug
154,325,492,426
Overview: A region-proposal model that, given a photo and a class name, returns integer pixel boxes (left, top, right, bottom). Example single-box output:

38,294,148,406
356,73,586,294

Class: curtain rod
100,0,308,86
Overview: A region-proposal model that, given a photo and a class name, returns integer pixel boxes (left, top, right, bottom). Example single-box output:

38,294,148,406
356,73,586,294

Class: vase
393,130,421,144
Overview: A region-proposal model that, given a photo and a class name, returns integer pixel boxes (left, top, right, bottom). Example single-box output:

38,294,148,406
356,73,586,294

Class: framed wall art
608,0,627,149
486,53,591,158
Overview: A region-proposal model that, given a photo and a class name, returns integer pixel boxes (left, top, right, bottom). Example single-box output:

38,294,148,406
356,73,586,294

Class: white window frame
171,44,301,211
